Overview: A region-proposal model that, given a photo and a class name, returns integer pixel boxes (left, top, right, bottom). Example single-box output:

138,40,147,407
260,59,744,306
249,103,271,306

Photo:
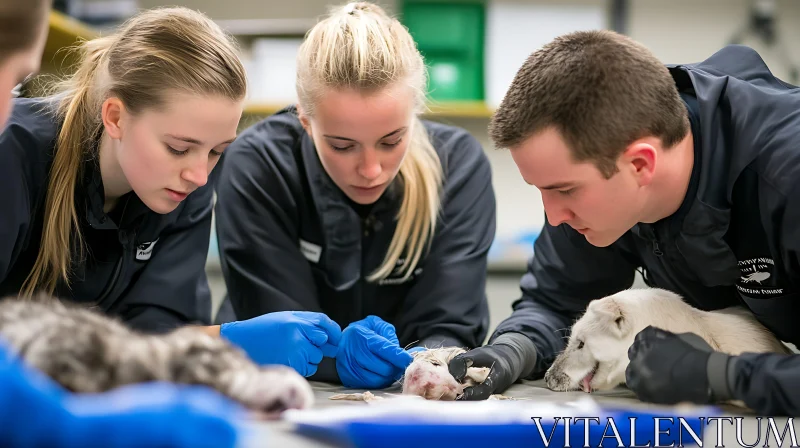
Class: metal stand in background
728,0,799,84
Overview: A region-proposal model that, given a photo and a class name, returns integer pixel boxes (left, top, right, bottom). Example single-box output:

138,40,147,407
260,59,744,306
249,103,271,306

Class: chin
583,232,620,248
141,197,180,215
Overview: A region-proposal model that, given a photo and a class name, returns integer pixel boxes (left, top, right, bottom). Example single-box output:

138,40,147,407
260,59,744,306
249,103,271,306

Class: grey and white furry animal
0,295,313,417
402,347,490,400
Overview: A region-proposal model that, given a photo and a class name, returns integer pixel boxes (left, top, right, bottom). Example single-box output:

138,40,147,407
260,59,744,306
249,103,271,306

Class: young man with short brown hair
449,29,800,416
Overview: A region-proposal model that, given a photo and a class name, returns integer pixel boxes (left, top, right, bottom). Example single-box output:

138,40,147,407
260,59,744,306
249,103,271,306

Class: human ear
101,97,125,140
622,139,657,186
297,105,313,137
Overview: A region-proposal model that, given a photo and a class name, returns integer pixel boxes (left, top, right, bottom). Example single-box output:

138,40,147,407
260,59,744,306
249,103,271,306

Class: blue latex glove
336,315,414,389
220,311,342,377
0,343,243,448
351,315,400,344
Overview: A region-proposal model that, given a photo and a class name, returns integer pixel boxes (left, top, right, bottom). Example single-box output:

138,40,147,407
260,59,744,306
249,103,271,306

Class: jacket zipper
96,229,132,305
642,225,664,257
96,257,122,304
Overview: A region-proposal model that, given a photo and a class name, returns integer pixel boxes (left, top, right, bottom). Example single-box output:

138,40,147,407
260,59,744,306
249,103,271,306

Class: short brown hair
488,29,689,178
0,0,50,60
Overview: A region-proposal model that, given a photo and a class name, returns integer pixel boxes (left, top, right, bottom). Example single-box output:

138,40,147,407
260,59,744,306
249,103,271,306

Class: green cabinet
401,0,485,101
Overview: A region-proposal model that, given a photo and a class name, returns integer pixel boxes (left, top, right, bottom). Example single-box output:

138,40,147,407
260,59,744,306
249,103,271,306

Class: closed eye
329,143,354,152
166,145,188,156
430,360,441,367
558,188,575,196
382,138,403,148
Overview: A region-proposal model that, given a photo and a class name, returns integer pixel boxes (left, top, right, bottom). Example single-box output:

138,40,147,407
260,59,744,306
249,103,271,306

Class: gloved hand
220,311,342,377
625,325,733,405
448,343,521,400
0,343,243,448
336,315,413,389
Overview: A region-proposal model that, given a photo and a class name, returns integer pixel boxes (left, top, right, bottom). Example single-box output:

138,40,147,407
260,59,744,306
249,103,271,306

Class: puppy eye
430,360,441,366
615,316,624,326
577,341,584,350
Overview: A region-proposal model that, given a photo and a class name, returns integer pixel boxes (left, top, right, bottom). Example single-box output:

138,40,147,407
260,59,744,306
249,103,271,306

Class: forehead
311,85,414,135
509,128,599,187
141,93,242,142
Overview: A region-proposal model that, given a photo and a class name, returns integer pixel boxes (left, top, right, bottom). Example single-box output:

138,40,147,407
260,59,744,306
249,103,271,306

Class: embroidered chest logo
136,239,159,261
736,257,783,296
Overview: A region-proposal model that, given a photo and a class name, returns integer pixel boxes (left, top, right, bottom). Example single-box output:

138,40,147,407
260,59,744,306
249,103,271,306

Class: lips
352,183,384,194
165,188,189,202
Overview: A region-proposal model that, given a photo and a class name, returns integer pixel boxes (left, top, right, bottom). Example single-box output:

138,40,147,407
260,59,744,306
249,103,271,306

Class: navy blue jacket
214,106,495,353
491,45,800,415
0,97,215,332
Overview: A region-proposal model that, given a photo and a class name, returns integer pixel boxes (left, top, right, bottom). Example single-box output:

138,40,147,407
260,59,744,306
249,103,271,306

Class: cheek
119,130,170,184
384,144,410,173
317,147,353,182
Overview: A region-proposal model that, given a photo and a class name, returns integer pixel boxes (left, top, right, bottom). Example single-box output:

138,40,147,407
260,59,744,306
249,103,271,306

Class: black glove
626,325,733,405
448,334,536,401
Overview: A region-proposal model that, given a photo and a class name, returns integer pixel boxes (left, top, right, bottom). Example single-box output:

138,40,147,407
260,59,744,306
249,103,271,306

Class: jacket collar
632,70,741,287
80,155,150,232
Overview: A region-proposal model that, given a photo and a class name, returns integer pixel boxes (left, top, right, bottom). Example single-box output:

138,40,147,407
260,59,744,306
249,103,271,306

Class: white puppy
544,288,790,393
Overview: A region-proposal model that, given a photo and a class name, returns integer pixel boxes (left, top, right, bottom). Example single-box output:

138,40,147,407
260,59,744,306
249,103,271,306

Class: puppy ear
589,298,625,331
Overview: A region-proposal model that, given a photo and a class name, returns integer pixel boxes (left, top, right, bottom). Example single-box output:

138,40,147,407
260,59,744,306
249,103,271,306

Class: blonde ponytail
21,7,247,296
296,2,444,282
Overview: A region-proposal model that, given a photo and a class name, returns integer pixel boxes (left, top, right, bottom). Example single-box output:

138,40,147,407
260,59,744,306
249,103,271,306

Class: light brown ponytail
20,7,247,296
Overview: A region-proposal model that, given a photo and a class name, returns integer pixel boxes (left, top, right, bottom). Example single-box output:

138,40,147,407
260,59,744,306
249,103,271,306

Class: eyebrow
539,182,576,190
165,133,237,146
323,127,408,142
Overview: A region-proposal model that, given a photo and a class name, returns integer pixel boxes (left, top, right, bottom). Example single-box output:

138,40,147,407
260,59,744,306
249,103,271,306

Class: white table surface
238,379,796,447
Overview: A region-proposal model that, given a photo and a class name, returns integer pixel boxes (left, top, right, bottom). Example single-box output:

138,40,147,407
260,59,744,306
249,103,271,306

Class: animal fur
0,294,314,417
544,288,791,395
401,347,491,400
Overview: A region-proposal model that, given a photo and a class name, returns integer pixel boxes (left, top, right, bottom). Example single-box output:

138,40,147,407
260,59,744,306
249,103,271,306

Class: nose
181,155,209,188
357,147,382,181
542,191,575,227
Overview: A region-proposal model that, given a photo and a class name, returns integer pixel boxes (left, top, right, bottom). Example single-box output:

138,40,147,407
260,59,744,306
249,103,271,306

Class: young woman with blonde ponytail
214,1,496,389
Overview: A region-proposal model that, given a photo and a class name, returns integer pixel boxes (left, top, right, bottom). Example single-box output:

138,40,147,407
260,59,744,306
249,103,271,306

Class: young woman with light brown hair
0,6,247,332
214,1,496,389
0,2,247,446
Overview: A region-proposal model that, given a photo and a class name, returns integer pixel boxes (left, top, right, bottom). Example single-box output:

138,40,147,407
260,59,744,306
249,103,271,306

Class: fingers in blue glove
291,311,343,347
336,325,412,389
362,328,413,370
352,315,399,345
